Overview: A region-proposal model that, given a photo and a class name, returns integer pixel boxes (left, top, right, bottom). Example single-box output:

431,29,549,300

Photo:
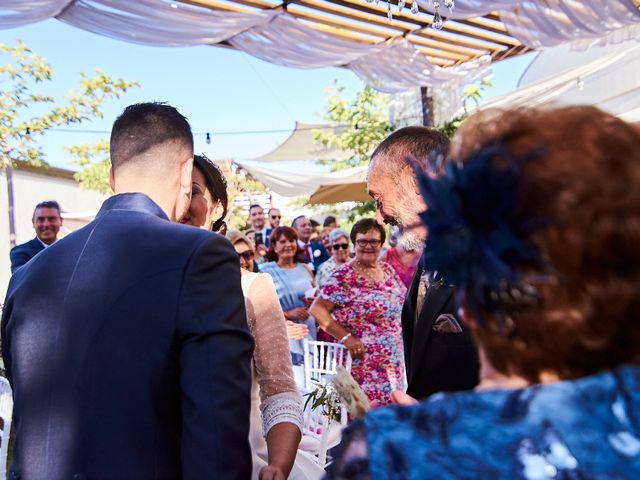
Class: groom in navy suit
2,103,254,479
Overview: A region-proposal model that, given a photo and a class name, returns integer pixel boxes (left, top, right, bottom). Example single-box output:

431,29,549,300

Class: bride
180,155,304,479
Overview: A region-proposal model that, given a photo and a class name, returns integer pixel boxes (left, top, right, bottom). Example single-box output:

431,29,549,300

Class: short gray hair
329,228,349,244
370,126,450,182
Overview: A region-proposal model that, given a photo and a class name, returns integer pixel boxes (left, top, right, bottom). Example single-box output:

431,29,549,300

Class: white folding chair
299,340,353,467
303,340,352,392
0,377,13,479
299,392,343,468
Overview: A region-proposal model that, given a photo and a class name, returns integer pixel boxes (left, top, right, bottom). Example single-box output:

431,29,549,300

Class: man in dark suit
1,102,254,479
292,215,330,272
367,126,479,400
10,200,63,273
248,204,272,247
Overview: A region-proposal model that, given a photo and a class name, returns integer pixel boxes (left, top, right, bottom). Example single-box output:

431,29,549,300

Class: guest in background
320,227,333,252
329,106,640,479
268,207,282,230
262,226,317,385
292,215,330,272
248,204,271,260
315,228,351,343
227,230,309,342
379,226,421,288
316,228,351,289
323,215,338,230
10,200,63,273
225,230,304,480
311,219,406,407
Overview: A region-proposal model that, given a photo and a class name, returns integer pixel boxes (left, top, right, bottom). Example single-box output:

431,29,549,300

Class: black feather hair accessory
410,143,548,327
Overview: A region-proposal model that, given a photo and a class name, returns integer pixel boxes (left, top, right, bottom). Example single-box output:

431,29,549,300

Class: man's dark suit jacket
1,193,254,480
9,237,45,273
402,254,480,400
297,240,330,271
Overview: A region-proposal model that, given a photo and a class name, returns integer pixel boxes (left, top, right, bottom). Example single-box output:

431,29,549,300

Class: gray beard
398,232,424,251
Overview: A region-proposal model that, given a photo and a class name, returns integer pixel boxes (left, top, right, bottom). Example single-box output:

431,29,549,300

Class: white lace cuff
261,391,304,438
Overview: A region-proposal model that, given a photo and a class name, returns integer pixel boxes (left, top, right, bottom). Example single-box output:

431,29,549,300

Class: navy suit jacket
1,193,254,480
296,240,330,271
402,253,480,400
9,237,45,273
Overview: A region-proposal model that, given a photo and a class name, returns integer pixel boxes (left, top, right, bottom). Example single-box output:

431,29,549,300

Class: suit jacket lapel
402,263,422,362
408,284,454,386
30,238,45,254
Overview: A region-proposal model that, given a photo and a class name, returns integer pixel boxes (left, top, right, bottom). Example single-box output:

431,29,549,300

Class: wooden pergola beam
178,0,528,66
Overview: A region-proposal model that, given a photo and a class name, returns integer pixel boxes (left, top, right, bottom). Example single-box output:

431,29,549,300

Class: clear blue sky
0,18,535,170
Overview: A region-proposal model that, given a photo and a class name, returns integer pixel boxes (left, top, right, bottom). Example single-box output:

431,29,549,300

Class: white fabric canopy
229,13,374,69
2,0,637,97
348,39,491,94
416,0,640,49
0,0,491,94
252,122,352,162
470,35,640,122
234,160,367,198
57,0,275,47
308,166,369,204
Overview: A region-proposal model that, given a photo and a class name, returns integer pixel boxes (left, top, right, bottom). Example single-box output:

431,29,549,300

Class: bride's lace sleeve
246,273,304,437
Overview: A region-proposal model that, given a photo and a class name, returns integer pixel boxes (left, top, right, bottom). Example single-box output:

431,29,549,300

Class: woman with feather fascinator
327,106,640,479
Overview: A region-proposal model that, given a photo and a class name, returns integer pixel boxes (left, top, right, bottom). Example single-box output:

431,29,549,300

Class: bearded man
367,126,479,400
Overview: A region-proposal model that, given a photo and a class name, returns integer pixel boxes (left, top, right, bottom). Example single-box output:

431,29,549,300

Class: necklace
353,259,384,283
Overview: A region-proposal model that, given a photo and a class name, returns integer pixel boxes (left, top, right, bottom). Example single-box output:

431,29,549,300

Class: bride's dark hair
193,154,228,233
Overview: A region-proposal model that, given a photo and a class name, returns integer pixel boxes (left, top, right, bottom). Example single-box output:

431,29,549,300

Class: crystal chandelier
368,0,454,27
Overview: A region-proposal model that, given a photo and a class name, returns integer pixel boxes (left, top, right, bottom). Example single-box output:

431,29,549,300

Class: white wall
0,168,108,299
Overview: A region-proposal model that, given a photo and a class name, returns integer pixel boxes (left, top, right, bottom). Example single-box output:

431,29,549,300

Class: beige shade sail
308,165,369,204
253,122,353,162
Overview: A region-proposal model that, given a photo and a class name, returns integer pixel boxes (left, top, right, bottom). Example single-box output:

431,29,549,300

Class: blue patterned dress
327,364,640,479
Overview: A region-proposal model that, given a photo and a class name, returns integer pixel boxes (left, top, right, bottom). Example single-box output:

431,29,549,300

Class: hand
344,336,366,360
285,320,309,340
256,244,269,258
259,465,286,480
391,390,418,406
287,307,309,321
303,296,314,308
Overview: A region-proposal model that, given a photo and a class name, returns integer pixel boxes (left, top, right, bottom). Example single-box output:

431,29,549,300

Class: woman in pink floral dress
310,219,407,407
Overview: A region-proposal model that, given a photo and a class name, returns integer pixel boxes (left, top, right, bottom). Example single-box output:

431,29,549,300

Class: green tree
67,140,112,194
0,40,138,247
434,79,493,138
311,82,392,219
313,82,391,171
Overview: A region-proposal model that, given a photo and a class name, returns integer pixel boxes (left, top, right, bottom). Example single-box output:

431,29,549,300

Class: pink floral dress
320,261,407,407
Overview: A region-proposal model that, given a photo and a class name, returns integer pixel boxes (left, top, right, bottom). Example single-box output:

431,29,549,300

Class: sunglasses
270,215,282,219
356,239,382,248
237,251,255,261
331,243,349,251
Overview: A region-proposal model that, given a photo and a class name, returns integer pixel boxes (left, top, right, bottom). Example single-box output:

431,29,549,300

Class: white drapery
0,0,492,94
0,0,70,28
348,39,491,94
1,0,637,94
228,13,374,69
416,0,640,49
56,0,276,47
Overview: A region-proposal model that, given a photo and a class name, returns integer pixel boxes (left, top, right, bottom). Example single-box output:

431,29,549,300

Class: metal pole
420,86,434,127
3,154,17,248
